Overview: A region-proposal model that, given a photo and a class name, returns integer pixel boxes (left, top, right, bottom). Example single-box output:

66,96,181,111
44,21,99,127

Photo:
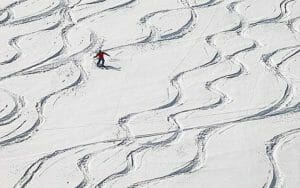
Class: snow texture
0,0,300,187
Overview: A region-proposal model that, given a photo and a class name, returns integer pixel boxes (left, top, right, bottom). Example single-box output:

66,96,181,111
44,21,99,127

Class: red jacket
96,52,109,59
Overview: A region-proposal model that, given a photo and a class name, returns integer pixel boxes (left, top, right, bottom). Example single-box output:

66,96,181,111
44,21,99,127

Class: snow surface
0,0,300,187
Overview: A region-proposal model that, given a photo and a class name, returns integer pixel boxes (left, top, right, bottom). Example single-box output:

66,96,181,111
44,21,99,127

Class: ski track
0,0,300,187
265,128,300,188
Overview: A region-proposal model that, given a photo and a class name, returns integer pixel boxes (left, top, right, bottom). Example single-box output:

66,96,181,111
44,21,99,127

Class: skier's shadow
98,65,121,71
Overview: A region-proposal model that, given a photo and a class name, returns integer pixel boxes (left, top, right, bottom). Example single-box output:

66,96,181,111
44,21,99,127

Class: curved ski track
0,0,299,187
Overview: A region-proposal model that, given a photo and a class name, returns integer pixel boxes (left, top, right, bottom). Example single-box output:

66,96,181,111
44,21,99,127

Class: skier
94,50,110,67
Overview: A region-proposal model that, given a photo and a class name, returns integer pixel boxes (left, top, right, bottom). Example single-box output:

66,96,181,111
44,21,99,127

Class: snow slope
0,0,300,187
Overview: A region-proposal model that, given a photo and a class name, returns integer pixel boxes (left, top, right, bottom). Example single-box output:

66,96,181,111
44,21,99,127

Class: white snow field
0,0,300,187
